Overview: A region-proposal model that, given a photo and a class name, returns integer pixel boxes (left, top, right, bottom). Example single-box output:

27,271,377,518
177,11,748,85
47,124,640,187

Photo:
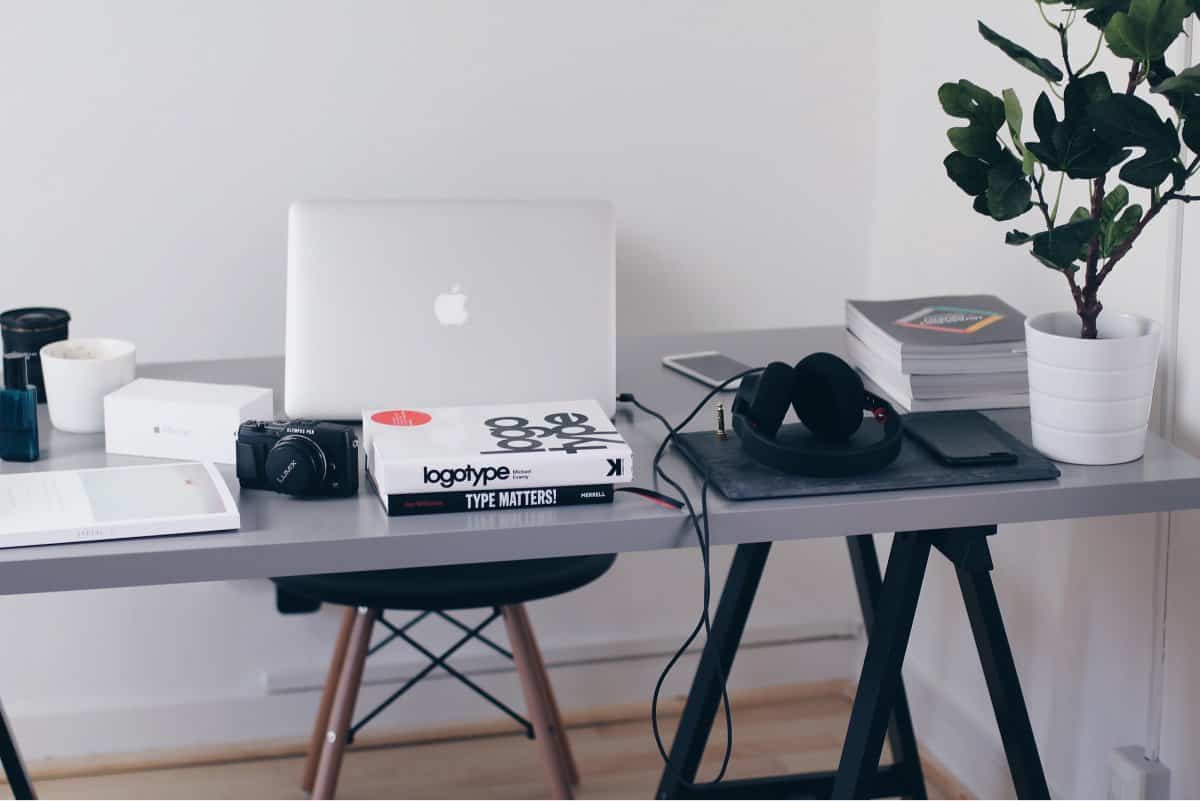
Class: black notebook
674,411,1058,502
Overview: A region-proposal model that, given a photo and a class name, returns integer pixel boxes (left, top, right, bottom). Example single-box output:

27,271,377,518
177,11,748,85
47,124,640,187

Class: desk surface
2,326,1198,596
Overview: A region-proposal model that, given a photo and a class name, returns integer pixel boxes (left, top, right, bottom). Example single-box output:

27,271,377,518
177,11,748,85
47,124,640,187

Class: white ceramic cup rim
40,338,136,362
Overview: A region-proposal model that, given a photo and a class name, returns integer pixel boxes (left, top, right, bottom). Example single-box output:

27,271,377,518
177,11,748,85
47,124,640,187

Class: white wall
870,4,1186,798
0,0,881,764
1,0,878,362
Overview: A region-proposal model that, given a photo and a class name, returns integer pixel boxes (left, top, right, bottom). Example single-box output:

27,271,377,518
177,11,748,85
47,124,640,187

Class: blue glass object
0,353,39,462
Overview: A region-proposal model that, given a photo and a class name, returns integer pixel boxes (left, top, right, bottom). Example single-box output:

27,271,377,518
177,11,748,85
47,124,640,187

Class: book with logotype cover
845,295,1028,374
363,400,632,515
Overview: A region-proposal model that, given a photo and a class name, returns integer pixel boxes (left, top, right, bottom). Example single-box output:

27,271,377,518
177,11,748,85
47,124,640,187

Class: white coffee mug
40,338,136,433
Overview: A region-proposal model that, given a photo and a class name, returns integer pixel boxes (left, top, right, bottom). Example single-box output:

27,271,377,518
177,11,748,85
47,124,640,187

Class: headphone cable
616,366,762,788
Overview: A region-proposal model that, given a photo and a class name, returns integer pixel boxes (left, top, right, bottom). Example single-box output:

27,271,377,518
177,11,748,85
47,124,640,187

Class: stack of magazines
363,400,632,516
844,295,1029,412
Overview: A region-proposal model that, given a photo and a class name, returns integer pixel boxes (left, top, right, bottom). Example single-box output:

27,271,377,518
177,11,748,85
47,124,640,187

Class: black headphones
731,352,902,476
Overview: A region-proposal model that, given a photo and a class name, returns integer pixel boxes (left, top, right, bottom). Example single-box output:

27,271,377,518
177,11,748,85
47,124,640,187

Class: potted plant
939,0,1199,464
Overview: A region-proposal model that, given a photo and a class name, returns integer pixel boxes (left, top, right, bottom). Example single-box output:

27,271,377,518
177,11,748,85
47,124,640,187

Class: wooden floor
3,683,965,799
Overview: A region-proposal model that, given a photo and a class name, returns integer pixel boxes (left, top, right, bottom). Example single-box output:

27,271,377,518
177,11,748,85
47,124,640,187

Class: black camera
236,419,359,497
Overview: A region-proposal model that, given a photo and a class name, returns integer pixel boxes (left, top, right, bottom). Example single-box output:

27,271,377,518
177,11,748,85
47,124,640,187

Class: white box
104,378,274,464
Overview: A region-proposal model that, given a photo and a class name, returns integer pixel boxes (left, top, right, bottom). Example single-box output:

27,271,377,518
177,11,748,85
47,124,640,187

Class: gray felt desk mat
675,411,1060,501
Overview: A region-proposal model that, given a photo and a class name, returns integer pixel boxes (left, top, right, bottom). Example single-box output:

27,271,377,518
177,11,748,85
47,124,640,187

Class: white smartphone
662,351,753,390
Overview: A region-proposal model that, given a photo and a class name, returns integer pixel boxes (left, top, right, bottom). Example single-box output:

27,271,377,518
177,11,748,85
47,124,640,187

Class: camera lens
265,434,328,496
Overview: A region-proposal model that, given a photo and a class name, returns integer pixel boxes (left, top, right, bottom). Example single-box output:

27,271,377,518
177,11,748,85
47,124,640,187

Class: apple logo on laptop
434,284,469,326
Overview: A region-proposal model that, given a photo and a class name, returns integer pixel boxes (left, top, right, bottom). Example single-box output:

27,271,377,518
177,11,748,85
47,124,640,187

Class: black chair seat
273,553,617,612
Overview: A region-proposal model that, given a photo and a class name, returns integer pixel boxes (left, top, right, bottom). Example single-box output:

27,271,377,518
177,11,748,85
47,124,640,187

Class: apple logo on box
434,285,469,326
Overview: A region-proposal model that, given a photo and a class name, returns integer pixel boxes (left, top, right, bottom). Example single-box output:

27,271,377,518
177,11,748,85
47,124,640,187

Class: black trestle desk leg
0,697,35,799
656,541,772,800
955,543,1050,799
846,535,927,799
833,531,932,799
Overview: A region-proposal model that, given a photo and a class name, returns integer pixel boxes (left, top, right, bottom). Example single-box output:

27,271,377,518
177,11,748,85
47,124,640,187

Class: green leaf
1002,89,1024,153
1065,73,1115,115
1184,117,1200,153
973,194,992,215
1105,0,1190,61
1005,229,1035,244
978,21,1065,83
985,155,1034,220
943,152,990,195
948,123,1003,161
1105,203,1143,255
1081,0,1134,28
939,80,1007,163
1089,94,1177,151
1028,86,1131,179
1120,152,1176,186
1148,60,1200,117
1031,219,1102,272
938,80,1006,131
1103,184,1131,219
1022,147,1038,175
1032,92,1057,145
1151,63,1200,94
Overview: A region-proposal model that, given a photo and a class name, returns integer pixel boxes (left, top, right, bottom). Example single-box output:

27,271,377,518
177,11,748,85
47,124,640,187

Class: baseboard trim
264,621,860,695
4,680,851,784
5,679,973,799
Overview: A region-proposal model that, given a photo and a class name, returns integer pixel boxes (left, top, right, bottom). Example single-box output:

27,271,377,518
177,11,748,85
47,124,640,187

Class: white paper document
0,462,239,548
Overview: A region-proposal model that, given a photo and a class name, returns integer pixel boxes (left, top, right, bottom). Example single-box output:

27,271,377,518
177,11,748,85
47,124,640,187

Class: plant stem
1092,156,1200,288
1031,169,1055,228
1126,61,1143,94
1058,24,1075,79
1037,0,1057,29
1077,31,1104,74
1079,176,1107,338
1050,171,1065,221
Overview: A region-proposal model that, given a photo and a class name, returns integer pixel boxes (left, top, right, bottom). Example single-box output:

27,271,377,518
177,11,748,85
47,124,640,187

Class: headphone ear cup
746,361,796,437
792,352,864,440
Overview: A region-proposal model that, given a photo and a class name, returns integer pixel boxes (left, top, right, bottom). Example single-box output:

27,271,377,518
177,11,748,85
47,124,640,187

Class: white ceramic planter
1025,311,1160,465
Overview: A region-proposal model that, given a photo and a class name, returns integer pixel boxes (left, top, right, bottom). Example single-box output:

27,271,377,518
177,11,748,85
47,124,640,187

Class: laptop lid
285,199,615,420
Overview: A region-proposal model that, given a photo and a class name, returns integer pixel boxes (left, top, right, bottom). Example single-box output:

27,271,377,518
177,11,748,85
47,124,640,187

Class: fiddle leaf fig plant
940,0,1200,338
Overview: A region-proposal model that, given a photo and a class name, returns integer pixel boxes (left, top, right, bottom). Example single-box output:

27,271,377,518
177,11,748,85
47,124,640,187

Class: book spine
383,484,614,517
379,449,632,493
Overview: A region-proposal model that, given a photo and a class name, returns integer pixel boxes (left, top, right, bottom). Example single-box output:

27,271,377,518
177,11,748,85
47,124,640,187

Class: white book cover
0,462,239,549
364,400,632,497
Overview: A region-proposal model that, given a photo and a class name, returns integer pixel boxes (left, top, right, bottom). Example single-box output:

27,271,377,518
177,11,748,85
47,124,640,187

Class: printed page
0,471,94,537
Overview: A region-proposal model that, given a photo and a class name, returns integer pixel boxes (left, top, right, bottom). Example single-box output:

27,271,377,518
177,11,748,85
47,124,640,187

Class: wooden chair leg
503,605,573,800
514,604,579,786
312,607,376,800
302,606,357,794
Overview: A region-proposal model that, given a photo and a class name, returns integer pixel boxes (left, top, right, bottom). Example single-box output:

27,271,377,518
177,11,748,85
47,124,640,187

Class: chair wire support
346,606,535,743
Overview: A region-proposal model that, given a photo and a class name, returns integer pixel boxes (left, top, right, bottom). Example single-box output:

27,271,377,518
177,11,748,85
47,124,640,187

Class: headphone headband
730,355,903,476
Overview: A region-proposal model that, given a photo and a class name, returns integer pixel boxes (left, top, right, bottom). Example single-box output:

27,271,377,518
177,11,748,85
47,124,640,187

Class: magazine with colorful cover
845,295,1027,374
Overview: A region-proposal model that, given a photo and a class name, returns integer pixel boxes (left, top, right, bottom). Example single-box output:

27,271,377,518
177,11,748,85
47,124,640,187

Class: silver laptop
285,199,616,419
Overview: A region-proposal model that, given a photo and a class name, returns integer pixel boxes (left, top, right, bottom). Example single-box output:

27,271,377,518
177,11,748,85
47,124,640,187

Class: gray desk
2,327,1197,596
1,326,1198,800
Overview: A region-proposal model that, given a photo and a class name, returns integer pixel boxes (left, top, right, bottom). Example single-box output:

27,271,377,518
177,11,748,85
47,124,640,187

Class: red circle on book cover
371,409,432,427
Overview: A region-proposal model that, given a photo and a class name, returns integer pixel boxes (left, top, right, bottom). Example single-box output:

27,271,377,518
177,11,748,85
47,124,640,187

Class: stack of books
363,400,632,516
844,295,1029,412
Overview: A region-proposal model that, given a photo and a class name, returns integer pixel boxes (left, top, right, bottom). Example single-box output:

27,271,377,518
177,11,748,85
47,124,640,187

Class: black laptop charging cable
616,367,762,789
